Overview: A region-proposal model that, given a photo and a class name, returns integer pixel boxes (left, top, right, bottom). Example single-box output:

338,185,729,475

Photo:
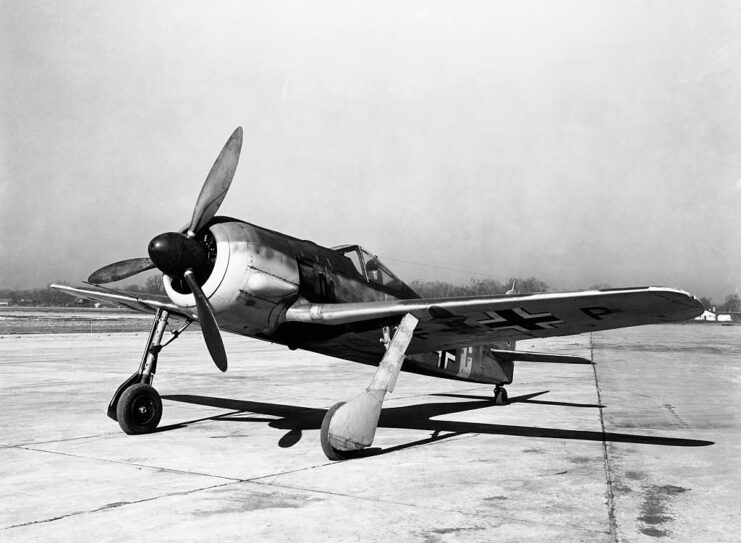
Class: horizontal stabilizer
489,349,592,365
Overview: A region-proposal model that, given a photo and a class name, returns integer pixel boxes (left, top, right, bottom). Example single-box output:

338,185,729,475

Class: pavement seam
232,430,609,537
1,432,122,450
244,477,610,536
590,333,621,543
15,445,242,482
3,480,239,530
4,473,608,537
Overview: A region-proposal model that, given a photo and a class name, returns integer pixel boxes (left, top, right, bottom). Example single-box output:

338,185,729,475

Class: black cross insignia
478,307,562,332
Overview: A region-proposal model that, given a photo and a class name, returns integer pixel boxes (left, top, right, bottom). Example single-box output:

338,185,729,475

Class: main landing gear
107,308,191,434
320,314,419,460
493,385,509,406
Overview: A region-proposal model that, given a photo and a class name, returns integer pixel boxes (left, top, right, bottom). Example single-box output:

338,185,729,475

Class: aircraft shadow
433,391,606,409
161,393,713,455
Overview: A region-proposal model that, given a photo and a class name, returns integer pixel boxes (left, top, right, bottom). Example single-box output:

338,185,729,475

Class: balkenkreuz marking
413,329,430,340
478,308,562,332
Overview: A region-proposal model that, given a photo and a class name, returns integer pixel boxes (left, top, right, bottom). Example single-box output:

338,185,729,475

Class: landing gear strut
108,308,191,434
493,385,509,406
320,314,418,460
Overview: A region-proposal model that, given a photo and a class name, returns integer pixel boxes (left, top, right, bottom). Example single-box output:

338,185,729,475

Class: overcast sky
1,1,740,302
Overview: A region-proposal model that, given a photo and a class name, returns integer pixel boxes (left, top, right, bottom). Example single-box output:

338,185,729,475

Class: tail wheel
493,386,509,406
117,383,163,434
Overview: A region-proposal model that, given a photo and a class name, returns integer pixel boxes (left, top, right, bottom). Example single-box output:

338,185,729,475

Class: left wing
284,287,703,355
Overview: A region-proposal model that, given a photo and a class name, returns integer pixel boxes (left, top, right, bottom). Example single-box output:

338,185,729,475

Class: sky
1,0,740,303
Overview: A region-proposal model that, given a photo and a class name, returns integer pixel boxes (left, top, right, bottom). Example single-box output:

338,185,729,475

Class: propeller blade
88,258,155,284
184,270,227,372
188,126,243,237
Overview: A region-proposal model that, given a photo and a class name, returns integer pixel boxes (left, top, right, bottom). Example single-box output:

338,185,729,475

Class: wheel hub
132,396,156,425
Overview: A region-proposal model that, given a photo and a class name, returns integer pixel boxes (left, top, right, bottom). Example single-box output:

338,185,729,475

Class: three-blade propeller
88,258,156,285
88,127,243,372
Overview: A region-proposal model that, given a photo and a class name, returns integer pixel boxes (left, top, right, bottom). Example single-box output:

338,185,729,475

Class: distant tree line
0,285,71,306
408,276,548,298
700,294,740,314
122,275,166,295
0,276,165,306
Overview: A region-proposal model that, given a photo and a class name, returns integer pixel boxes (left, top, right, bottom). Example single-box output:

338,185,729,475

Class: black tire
116,383,163,434
494,387,509,406
320,402,358,461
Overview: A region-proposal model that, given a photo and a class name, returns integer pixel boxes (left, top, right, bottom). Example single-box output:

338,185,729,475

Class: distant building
717,314,733,323
695,310,717,321
0,298,11,306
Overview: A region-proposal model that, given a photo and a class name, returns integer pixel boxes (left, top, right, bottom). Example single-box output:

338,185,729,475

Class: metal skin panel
404,346,514,386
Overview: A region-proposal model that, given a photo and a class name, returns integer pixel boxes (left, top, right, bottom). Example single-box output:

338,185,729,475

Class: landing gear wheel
493,386,509,406
116,383,163,434
320,402,359,461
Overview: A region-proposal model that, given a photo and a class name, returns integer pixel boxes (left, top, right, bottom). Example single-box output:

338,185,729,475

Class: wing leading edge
50,284,196,321
284,287,704,353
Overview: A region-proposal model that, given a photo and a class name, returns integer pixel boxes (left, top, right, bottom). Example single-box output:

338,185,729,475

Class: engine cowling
163,221,300,334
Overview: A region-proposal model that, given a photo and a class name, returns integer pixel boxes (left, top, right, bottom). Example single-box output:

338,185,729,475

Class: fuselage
159,217,514,387
163,217,417,341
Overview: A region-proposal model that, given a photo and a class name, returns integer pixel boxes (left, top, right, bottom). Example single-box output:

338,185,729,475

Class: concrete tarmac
0,324,738,542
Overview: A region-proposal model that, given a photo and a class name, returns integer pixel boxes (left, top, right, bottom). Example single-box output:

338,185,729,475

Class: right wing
50,284,197,322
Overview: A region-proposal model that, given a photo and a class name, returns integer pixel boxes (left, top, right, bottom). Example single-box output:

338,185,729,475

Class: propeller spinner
88,127,243,372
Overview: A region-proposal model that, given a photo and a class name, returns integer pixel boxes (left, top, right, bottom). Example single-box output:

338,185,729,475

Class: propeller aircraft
52,127,705,460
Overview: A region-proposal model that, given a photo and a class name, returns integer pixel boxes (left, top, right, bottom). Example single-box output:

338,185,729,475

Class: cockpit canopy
333,245,404,290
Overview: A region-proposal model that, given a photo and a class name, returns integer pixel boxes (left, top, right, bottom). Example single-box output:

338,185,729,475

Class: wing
284,287,703,357
50,284,196,321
